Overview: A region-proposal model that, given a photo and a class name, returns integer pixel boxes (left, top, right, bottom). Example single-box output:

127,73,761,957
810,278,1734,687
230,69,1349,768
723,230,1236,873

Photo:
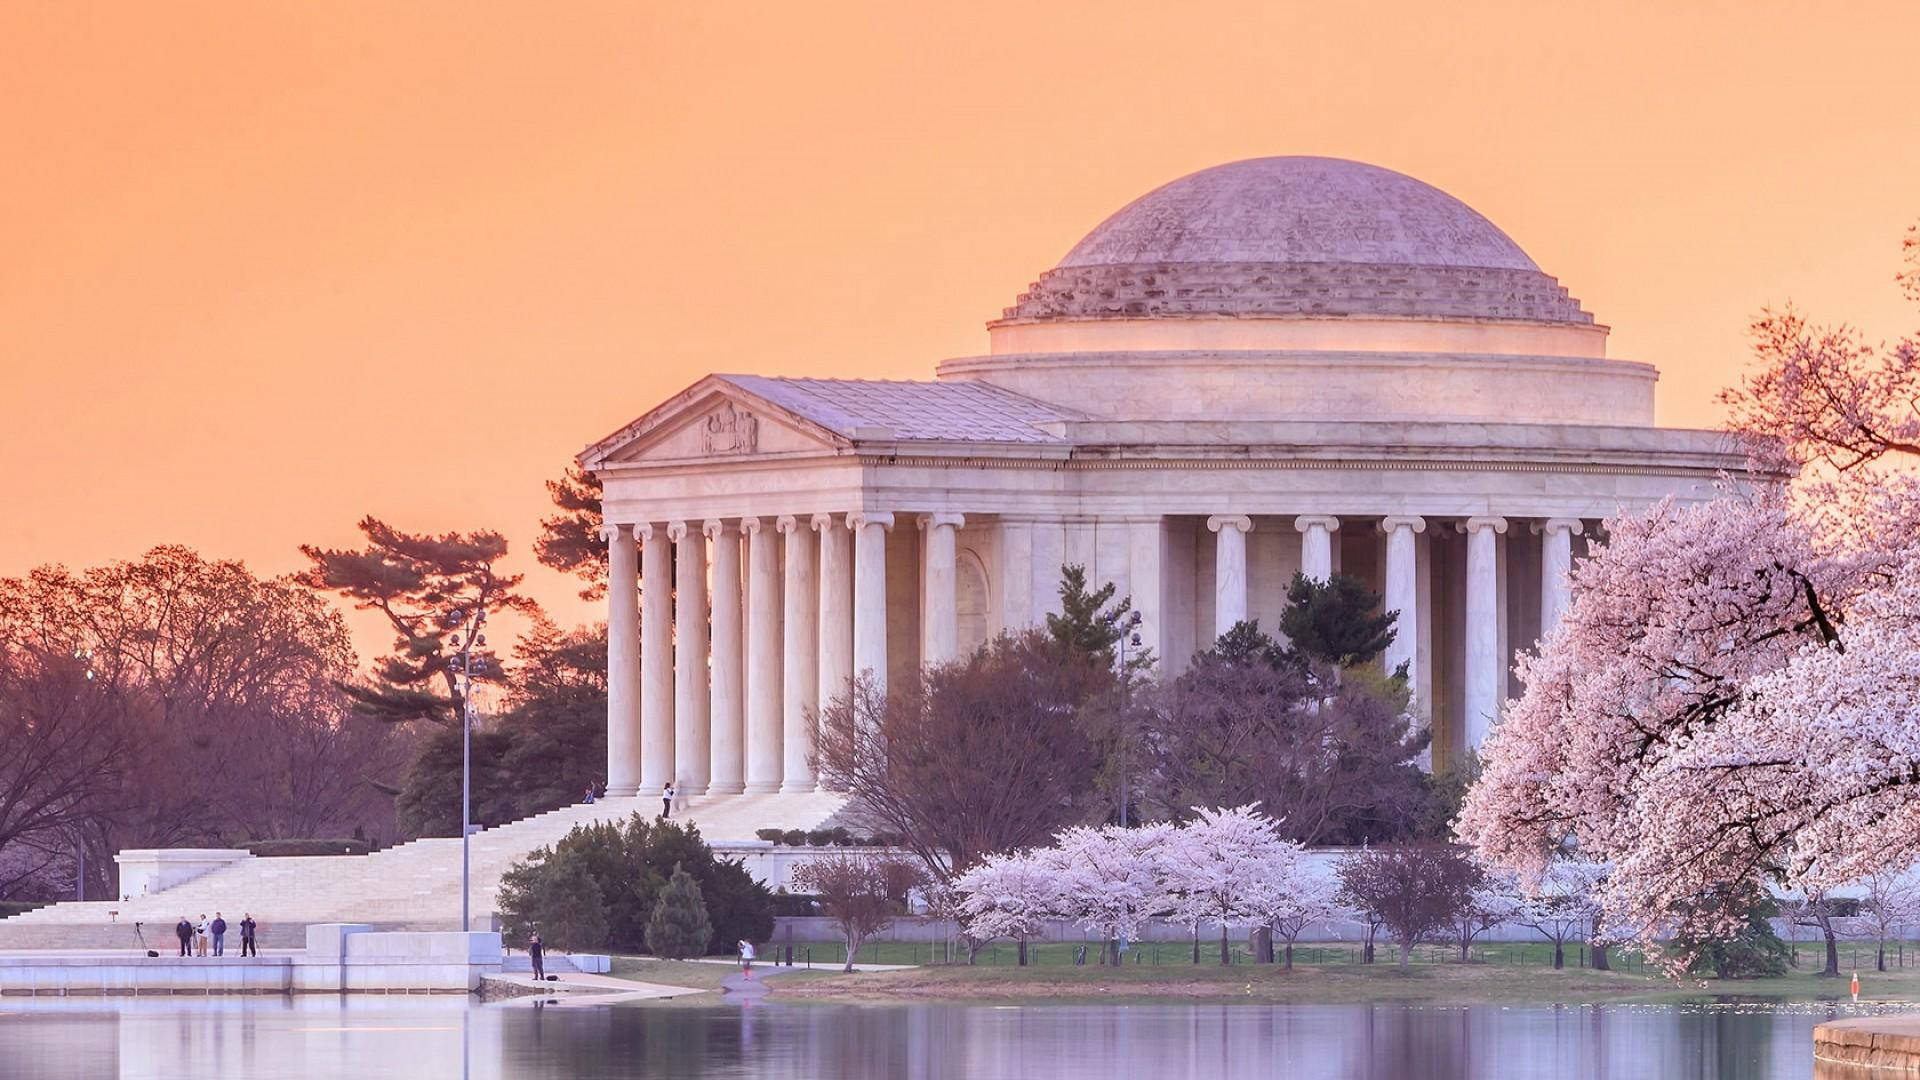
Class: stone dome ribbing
998,156,1593,326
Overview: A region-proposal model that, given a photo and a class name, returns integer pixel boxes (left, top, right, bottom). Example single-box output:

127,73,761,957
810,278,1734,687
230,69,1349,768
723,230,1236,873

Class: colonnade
601,513,964,799
1206,513,1582,749
606,510,1584,799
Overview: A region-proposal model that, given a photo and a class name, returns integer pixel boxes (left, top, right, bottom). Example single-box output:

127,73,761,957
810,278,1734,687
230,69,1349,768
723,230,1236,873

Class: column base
679,782,709,798
779,781,819,795
705,781,746,796
606,784,640,799
636,783,665,798
741,781,781,795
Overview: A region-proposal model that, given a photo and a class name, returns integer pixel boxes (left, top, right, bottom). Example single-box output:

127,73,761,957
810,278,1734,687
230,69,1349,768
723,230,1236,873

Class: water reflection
0,995,1874,1079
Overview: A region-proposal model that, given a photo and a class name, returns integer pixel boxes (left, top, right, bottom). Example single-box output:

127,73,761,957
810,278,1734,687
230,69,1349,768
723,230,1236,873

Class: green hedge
247,838,371,858
0,900,48,919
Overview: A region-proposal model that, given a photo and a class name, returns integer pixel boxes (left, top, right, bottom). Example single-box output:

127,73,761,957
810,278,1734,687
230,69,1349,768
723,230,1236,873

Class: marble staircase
0,791,846,951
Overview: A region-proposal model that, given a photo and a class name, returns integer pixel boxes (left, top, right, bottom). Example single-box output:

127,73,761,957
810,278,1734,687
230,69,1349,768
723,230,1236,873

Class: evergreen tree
645,862,714,959
1278,572,1400,670
500,844,608,953
1046,564,1153,671
301,516,538,726
534,464,607,600
1202,620,1284,667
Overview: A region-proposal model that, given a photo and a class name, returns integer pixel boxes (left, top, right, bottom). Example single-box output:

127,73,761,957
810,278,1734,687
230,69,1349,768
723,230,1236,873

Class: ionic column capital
775,514,803,534
1379,515,1426,534
1293,515,1341,534
635,522,659,543
918,512,965,530
1461,516,1509,535
1535,517,1585,536
665,520,692,543
702,518,728,540
1206,514,1253,534
846,510,895,532
599,523,627,543
810,512,842,533
738,516,764,536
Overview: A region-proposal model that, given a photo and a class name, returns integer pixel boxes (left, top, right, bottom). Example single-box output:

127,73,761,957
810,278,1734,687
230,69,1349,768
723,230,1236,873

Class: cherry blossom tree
1260,867,1339,970
1461,228,1920,969
1453,867,1519,963
1336,844,1481,968
1048,821,1174,965
1862,869,1920,972
1515,859,1607,970
952,849,1062,966
1162,805,1300,965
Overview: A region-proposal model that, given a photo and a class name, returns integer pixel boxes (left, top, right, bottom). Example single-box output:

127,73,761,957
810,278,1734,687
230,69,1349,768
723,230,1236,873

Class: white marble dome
1058,156,1539,272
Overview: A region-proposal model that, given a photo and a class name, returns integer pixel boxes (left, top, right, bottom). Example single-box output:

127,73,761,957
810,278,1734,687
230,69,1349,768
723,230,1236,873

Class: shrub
246,839,371,858
828,827,855,846
755,828,785,843
0,901,47,919
781,829,806,847
644,863,713,959
769,892,822,917
507,844,609,952
805,829,834,847
498,814,773,955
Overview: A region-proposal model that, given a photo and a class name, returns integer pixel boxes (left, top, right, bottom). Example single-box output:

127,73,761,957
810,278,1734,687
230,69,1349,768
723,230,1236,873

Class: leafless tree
791,852,927,972
1862,871,1920,972
812,630,1107,881
1336,844,1481,968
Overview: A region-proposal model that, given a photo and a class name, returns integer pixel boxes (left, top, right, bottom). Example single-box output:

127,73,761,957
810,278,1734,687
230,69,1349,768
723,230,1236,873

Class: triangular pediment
580,375,851,468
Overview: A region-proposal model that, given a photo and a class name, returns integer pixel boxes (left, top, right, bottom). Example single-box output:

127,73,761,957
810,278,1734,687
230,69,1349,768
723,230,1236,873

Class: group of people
174,912,256,957
576,779,680,820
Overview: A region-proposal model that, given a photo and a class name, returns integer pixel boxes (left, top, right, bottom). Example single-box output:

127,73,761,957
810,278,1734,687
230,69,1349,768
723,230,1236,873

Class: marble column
1294,515,1340,582
668,521,709,796
1207,515,1253,638
999,520,1034,631
1463,516,1508,751
779,515,819,793
1540,518,1583,633
1128,519,1164,663
743,517,783,794
1030,521,1067,621
705,519,745,795
848,511,893,696
813,514,854,713
638,524,675,797
920,513,964,665
1380,516,1426,688
603,524,642,798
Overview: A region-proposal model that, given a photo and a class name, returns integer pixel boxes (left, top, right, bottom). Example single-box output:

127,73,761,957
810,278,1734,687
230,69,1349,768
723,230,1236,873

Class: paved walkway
484,970,708,1007
688,956,916,973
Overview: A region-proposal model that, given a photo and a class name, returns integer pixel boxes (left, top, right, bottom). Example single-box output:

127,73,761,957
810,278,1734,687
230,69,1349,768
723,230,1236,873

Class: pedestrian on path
661,782,676,819
239,914,258,957
210,913,227,956
195,914,210,957
175,917,193,957
739,939,755,978
528,932,545,981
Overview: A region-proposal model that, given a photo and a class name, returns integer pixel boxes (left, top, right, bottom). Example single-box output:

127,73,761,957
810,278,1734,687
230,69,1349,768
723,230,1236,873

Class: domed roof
999,156,1591,327
1059,157,1539,272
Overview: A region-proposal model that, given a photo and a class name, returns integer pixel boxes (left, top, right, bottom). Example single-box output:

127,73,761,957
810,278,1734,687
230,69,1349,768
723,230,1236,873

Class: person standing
195,914,210,957
175,917,193,957
239,914,258,957
738,939,755,978
209,912,227,956
528,932,545,981
661,781,676,819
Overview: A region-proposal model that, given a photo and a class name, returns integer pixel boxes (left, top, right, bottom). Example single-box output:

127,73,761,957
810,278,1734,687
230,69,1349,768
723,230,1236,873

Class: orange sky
3,1,1916,658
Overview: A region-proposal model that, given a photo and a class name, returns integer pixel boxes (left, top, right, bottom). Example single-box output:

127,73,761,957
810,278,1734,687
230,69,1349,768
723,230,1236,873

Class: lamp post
445,608,488,931
73,648,93,903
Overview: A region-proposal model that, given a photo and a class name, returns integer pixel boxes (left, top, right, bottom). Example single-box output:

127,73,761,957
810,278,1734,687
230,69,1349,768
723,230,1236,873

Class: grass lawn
604,956,738,992
755,938,1920,1006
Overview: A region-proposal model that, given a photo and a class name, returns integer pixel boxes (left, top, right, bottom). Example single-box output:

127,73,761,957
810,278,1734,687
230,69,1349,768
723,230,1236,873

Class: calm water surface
0,995,1876,1079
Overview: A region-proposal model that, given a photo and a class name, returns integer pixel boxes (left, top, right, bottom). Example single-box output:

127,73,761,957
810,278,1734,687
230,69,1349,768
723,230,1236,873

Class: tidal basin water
0,995,1876,1079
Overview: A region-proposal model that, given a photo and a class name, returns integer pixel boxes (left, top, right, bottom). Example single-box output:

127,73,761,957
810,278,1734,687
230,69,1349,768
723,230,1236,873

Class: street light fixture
445,608,488,931
72,647,93,902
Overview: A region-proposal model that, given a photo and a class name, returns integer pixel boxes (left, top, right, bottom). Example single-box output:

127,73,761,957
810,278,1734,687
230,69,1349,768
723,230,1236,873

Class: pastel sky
3,1,1916,654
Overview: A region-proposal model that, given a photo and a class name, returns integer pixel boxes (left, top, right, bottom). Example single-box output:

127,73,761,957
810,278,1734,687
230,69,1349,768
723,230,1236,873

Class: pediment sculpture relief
701,402,759,454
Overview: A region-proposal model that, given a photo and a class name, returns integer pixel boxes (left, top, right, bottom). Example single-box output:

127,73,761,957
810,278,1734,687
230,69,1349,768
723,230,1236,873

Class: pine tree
644,862,714,959
1277,572,1400,670
1045,564,1153,670
499,844,608,953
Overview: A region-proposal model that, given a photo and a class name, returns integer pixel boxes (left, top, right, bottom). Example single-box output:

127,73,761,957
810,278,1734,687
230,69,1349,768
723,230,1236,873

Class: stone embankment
1815,1016,1920,1074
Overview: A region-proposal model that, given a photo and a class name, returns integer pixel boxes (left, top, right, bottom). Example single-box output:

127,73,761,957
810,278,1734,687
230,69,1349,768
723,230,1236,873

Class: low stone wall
771,913,1563,946
1815,1017,1920,1074
0,923,503,996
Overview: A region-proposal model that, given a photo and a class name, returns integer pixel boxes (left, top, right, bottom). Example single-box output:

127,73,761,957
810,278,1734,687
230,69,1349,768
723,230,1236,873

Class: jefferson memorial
581,156,1742,799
